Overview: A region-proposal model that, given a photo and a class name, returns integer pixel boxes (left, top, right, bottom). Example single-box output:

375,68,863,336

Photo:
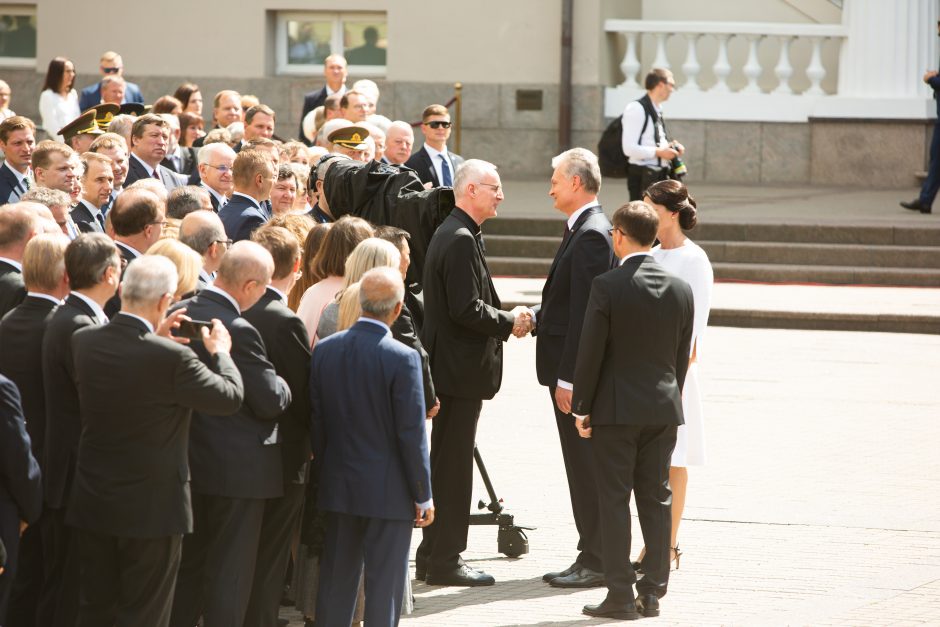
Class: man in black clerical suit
299,54,348,145
0,233,68,625
573,201,693,621
404,104,465,188
218,150,276,243
416,159,529,587
40,233,120,627
103,187,166,318
122,114,184,192
241,227,311,627
169,241,291,627
67,255,244,627
530,148,616,590
0,373,42,624
0,204,44,319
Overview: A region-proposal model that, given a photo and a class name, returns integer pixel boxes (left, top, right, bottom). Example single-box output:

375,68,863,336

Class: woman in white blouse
634,179,714,573
38,56,80,142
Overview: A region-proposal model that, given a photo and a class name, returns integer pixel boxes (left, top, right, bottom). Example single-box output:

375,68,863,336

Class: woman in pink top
296,215,374,346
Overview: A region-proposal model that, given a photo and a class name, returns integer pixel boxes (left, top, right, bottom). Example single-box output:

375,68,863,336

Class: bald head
179,210,226,253
359,266,404,323
213,240,274,310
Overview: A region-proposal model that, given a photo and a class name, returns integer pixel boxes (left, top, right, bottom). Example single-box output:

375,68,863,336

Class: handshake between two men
510,305,536,338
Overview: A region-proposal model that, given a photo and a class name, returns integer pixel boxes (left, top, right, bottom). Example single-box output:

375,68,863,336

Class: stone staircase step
700,241,940,269
694,223,940,247
484,234,559,258
713,262,940,287
485,218,563,237
487,256,552,276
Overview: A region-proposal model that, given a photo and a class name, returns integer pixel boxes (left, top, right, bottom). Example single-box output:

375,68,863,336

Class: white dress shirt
422,143,455,187
620,99,668,168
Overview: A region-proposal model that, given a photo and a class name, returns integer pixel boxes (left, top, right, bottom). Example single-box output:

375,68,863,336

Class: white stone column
816,0,939,119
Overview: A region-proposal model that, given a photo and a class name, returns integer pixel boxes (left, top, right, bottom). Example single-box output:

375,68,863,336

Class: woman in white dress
38,56,80,142
635,179,714,571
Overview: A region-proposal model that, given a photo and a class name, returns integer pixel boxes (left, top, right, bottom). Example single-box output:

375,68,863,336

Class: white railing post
712,34,732,93
681,33,701,92
804,36,827,96
772,36,794,95
741,35,763,94
619,31,641,89
653,32,670,70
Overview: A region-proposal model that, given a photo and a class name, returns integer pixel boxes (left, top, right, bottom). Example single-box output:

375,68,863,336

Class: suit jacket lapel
422,148,439,187
545,206,602,286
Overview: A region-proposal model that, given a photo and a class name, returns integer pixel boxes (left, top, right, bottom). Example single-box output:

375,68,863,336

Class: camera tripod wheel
498,525,530,558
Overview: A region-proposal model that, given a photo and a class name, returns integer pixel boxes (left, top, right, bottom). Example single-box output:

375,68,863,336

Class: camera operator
622,68,685,201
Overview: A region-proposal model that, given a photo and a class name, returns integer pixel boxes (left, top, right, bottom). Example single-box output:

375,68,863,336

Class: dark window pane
287,19,332,65
0,15,37,59
343,22,387,66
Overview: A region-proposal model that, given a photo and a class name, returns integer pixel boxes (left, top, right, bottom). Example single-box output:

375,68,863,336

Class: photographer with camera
621,68,686,201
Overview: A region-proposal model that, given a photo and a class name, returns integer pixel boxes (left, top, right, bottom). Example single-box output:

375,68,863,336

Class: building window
276,12,387,76
0,6,36,67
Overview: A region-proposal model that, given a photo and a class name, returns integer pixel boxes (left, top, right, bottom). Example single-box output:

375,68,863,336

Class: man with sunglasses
405,104,464,188
78,51,145,112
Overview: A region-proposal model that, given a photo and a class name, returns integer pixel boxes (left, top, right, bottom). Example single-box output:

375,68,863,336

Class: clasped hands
510,306,535,338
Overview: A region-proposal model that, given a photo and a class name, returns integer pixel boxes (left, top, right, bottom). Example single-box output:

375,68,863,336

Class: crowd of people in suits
0,52,714,626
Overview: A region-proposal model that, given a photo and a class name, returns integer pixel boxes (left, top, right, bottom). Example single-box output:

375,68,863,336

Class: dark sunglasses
101,66,122,74
425,121,452,129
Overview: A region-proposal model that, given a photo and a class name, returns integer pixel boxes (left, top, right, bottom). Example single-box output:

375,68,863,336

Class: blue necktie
440,154,452,187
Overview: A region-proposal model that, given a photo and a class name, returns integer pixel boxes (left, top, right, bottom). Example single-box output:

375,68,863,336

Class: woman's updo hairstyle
644,179,698,230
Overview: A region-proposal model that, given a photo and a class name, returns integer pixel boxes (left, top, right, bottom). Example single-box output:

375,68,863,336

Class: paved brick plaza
283,324,940,626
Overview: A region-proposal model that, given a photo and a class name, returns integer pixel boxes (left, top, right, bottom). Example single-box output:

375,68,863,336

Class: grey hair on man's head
121,254,178,307
453,159,498,197
197,141,237,166
359,266,404,318
167,185,209,220
551,147,602,194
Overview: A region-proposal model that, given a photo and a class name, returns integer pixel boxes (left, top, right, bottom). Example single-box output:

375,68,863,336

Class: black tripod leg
473,444,502,513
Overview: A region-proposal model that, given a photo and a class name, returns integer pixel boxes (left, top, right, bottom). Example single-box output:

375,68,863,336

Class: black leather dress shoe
635,593,661,617
415,561,427,581
542,561,580,583
549,566,605,588
426,564,495,587
901,199,932,214
582,599,640,620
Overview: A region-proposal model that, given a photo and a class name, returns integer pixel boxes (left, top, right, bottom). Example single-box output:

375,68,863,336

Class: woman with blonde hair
146,238,203,301
314,237,399,340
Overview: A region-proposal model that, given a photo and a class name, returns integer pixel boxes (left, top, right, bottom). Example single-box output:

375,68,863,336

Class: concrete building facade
0,0,935,185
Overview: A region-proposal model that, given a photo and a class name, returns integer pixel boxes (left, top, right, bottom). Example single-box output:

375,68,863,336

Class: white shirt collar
326,84,346,97
131,152,156,177
119,311,155,333
26,292,62,305
267,285,287,303
115,240,142,258
80,198,102,215
357,316,390,333
70,290,109,323
198,268,214,286
567,200,599,230
204,285,241,313
423,142,448,160
0,257,22,271
232,191,261,209
619,251,652,265
201,182,226,205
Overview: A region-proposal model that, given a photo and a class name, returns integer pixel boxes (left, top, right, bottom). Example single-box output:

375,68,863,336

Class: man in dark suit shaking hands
532,148,615,589
311,267,433,626
417,159,531,586
67,255,244,627
573,201,693,621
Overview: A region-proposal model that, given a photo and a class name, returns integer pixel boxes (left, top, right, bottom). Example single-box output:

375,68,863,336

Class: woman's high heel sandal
671,545,682,570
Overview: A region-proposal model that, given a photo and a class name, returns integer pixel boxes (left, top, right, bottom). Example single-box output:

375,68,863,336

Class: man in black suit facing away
70,152,114,234
0,203,45,319
103,187,167,318
40,233,121,627
573,201,693,621
405,104,464,188
530,148,615,589
169,241,291,627
123,114,184,192
298,54,347,146
417,159,531,586
0,373,43,625
242,226,311,627
68,255,244,627
0,233,68,625
179,211,230,293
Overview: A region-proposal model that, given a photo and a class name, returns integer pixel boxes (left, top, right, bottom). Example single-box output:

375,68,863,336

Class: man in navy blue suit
310,267,433,627
78,51,144,112
219,150,276,242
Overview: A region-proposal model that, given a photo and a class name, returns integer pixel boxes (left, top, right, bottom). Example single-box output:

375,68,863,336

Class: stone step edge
486,257,940,274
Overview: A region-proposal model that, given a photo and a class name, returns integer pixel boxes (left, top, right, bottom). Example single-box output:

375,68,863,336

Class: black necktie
474,231,486,255
95,211,106,231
